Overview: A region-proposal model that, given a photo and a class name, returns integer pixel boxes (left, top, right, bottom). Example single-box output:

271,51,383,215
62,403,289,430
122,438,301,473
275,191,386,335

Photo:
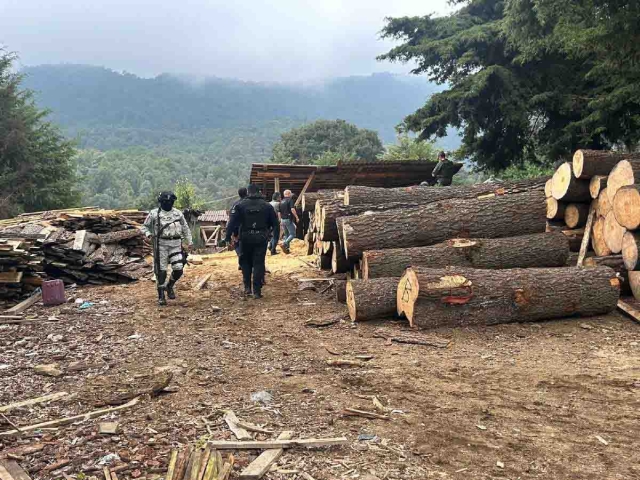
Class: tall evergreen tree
0,50,78,218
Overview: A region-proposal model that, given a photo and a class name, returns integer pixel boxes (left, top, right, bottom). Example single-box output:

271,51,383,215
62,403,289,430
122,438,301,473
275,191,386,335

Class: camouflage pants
155,239,184,272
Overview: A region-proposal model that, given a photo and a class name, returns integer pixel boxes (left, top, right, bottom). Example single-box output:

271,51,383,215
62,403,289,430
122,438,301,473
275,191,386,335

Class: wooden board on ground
223,410,252,441
0,460,33,480
207,438,348,450
616,298,640,324
193,273,212,291
239,431,294,480
5,292,42,314
0,392,68,414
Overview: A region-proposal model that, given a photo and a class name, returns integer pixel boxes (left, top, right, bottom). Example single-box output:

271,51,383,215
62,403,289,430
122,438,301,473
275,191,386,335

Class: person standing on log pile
269,192,282,255
279,189,299,254
225,184,278,299
142,191,193,306
431,151,456,186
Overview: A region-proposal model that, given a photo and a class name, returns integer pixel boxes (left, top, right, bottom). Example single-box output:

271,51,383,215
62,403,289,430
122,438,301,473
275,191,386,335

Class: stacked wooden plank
0,209,152,306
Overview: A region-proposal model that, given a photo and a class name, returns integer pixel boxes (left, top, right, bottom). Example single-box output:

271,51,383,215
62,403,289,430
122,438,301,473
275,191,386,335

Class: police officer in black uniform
225,184,277,299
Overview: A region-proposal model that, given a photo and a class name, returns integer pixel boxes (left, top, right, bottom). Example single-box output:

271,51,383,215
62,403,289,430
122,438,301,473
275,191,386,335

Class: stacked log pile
0,209,152,306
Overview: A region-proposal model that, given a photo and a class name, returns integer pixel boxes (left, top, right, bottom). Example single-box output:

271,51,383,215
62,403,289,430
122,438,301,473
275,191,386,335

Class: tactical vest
241,198,268,243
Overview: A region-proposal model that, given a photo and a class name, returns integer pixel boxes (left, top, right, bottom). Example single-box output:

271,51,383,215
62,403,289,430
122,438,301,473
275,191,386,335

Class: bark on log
551,163,591,202
565,203,590,228
590,175,607,199
302,190,342,213
346,278,398,321
572,150,640,179
341,190,546,259
607,160,640,204
335,280,347,303
592,216,612,256
545,179,553,198
546,198,566,221
598,189,613,217
604,211,626,254
612,184,640,230
362,232,569,280
562,229,583,252
343,177,547,206
545,220,566,232
331,242,350,274
397,266,620,329
582,255,631,295
622,231,640,271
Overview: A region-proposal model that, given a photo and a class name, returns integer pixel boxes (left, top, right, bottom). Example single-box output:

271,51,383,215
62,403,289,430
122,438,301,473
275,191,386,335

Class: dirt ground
1,241,640,480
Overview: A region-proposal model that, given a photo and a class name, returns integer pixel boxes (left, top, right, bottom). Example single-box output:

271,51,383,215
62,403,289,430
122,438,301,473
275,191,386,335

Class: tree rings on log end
564,203,590,229
598,189,613,217
572,149,586,178
604,211,627,254
545,179,553,198
613,185,640,230
552,163,590,201
546,198,565,220
589,175,607,199
622,231,640,271
607,160,638,204
592,216,612,256
397,268,419,325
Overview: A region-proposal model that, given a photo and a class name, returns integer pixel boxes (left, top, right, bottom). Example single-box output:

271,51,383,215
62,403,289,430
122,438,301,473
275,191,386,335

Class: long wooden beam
295,172,316,207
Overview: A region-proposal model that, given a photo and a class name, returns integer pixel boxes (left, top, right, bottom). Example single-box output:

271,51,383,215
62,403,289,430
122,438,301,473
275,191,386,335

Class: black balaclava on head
158,191,177,212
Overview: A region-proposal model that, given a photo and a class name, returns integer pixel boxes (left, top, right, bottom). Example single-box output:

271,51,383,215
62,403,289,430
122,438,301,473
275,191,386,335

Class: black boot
244,284,252,296
156,271,168,306
158,287,167,306
253,289,263,299
166,280,176,299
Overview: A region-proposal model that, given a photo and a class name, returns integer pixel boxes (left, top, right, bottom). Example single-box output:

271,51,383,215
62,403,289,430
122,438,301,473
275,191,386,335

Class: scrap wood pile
302,169,625,329
0,208,151,306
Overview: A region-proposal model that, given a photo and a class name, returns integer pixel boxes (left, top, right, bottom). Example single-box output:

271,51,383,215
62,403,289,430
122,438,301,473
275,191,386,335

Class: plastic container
42,280,66,306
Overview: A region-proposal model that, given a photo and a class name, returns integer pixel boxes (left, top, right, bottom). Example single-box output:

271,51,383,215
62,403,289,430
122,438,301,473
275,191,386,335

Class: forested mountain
21,64,455,209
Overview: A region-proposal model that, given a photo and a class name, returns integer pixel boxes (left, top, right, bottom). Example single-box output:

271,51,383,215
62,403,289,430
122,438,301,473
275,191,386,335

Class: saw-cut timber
628,271,640,301
573,149,640,179
545,179,553,198
576,204,597,266
546,198,566,220
397,266,619,329
598,189,613,217
362,232,569,280
604,211,626,254
607,160,640,204
612,184,640,230
174,447,192,480
207,438,349,450
223,410,252,441
0,397,140,437
346,278,398,321
331,242,349,274
344,177,546,206
551,163,591,202
622,232,640,271
590,175,608,199
0,460,33,480
335,280,347,303
239,431,294,480
0,391,68,414
341,190,546,259
165,450,179,480
565,203,590,229
592,216,613,256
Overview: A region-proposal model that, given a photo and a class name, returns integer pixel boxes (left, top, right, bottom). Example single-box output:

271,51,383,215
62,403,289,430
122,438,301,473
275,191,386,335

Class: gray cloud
0,0,451,81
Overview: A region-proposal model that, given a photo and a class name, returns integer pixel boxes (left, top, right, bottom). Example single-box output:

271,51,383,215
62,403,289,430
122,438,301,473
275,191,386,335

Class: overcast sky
0,0,452,81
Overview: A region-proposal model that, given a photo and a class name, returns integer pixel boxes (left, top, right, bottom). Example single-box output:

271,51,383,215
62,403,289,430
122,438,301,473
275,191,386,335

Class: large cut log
343,178,547,206
598,189,613,217
612,184,640,230
320,201,420,241
335,280,347,303
622,231,640,271
591,216,612,256
582,255,631,295
302,190,341,213
604,211,626,254
564,203,590,229
362,232,569,280
590,175,607,199
346,278,398,321
397,266,620,329
607,160,640,204
341,190,546,259
331,242,350,274
572,150,640,179
546,198,566,221
551,163,591,202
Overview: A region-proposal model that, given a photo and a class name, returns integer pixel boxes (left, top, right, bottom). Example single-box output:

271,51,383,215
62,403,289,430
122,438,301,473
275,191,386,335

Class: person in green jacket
431,151,456,186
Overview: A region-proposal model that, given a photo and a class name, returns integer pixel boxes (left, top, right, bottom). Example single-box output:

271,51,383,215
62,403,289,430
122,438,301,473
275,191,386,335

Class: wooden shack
197,210,229,247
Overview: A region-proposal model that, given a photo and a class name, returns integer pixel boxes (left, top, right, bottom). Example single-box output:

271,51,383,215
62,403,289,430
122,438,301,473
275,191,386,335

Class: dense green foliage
270,120,384,164
21,64,459,208
380,0,640,172
0,51,78,218
382,135,439,161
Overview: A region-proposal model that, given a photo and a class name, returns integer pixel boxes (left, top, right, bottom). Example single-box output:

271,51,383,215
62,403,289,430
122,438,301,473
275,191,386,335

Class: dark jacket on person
226,194,278,244
432,159,456,185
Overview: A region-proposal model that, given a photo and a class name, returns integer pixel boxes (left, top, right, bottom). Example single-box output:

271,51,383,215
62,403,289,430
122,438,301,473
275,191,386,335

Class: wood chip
595,435,609,446
193,273,212,291
99,422,119,435
342,408,389,420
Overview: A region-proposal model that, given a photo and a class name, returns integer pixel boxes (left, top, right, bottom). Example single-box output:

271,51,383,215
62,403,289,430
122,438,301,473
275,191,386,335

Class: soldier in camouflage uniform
431,151,456,186
142,191,193,305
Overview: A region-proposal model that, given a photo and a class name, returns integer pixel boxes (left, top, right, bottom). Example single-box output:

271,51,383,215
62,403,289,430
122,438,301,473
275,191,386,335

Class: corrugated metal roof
198,210,229,223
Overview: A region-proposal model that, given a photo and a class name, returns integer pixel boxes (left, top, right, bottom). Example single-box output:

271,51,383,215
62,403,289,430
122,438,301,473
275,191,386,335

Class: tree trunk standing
343,178,547,206
607,160,640,204
622,231,640,271
332,242,350,274
346,278,399,321
604,211,626,254
612,184,640,230
592,216,612,256
551,163,591,202
341,190,546,259
335,280,347,303
590,175,608,199
565,203,590,228
397,266,619,329
545,179,553,198
572,149,639,179
362,232,569,279
320,201,421,241
546,198,566,221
